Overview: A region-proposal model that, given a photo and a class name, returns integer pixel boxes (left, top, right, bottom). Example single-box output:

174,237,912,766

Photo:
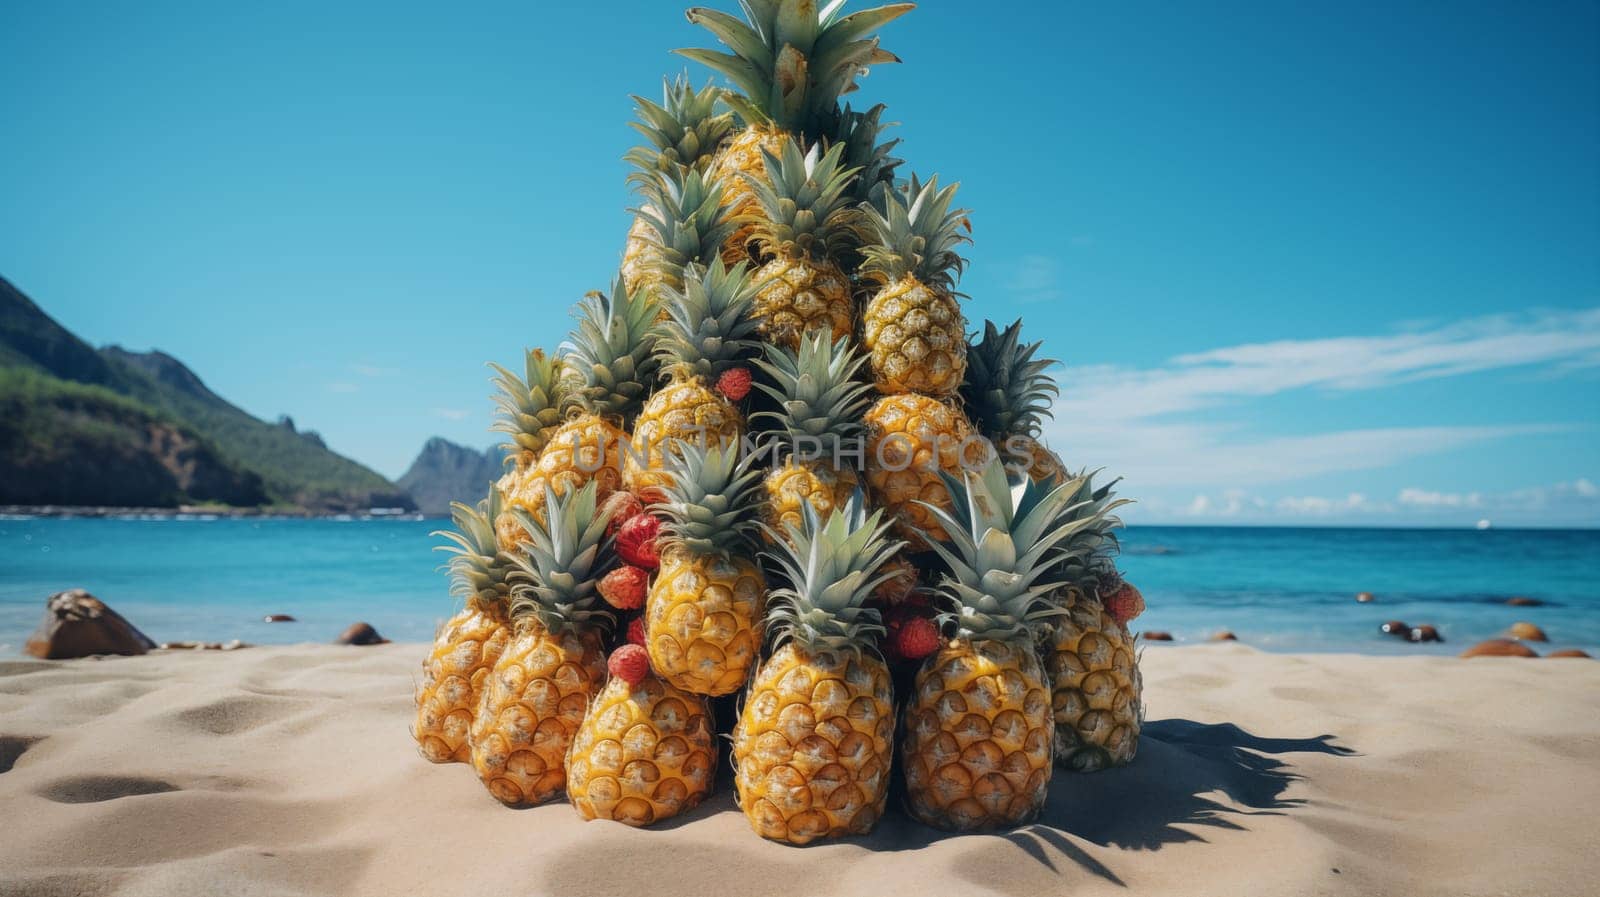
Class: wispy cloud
432,407,472,421
326,382,360,394
1004,254,1064,304
1043,307,1599,491
351,363,399,378
1166,479,1598,525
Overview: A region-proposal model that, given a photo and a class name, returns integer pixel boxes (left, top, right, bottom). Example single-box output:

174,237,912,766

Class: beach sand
1,642,1595,897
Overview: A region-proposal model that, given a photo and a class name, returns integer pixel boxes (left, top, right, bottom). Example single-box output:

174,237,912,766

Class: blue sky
2,0,1596,526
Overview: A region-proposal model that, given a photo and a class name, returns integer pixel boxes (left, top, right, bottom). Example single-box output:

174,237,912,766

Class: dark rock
1505,597,1543,607
1355,592,1375,603
1380,621,1411,639
1141,631,1173,642
1507,621,1548,642
1408,624,1443,643
1211,631,1238,641
1460,639,1539,659
335,622,389,646
24,589,156,659
263,614,296,623
396,437,506,517
1547,649,1592,659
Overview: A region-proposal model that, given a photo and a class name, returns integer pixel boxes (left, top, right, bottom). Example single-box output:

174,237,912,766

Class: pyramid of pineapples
410,0,1151,841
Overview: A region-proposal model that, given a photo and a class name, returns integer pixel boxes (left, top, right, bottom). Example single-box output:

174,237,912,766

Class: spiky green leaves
656,441,764,558
826,102,901,205
678,1,912,138
761,491,903,653
1047,471,1131,600
753,331,871,454
633,169,742,294
745,139,865,262
624,75,735,182
917,458,1117,642
961,319,1059,441
859,174,971,291
506,481,615,636
565,273,661,424
435,488,518,613
657,258,763,381
489,349,568,458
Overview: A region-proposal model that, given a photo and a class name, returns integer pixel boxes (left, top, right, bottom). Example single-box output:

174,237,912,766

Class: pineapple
862,392,990,550
828,102,903,209
732,494,903,844
752,331,873,541
859,175,971,396
622,75,736,299
488,349,572,552
625,259,757,494
1039,475,1142,772
645,442,767,696
413,492,516,763
679,0,912,262
470,482,615,807
567,645,717,826
496,274,658,550
962,319,1067,487
742,140,864,348
901,459,1107,831
625,167,741,308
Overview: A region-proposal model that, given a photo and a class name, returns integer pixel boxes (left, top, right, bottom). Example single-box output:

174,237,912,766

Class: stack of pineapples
411,0,1150,843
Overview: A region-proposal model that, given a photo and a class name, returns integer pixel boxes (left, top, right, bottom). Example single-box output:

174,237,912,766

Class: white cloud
351,363,398,377
1005,254,1064,304
432,407,472,421
1163,479,1599,525
1398,488,1483,508
1042,307,1598,492
326,382,360,394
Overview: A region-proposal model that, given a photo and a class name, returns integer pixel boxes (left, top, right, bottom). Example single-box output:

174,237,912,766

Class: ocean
1,518,1595,657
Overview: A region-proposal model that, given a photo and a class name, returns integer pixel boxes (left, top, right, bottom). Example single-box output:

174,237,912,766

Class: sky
1,0,1596,527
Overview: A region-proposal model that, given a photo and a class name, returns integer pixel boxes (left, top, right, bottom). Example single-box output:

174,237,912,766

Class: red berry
598,565,649,610
892,616,942,661
601,491,645,536
626,616,646,647
616,513,661,569
608,644,651,686
716,367,753,402
1103,582,1146,626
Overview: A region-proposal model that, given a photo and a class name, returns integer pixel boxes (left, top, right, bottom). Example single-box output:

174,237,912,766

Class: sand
1,642,1596,897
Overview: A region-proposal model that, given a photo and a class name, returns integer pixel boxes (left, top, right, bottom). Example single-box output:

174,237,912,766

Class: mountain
0,276,414,512
397,437,505,516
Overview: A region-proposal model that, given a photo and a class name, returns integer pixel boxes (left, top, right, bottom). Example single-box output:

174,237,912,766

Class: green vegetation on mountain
0,276,413,512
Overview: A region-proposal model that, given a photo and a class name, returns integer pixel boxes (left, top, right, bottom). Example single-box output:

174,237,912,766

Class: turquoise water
1,518,1596,656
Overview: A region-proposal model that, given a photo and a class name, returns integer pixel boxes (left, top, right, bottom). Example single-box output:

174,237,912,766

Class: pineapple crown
488,348,568,459
761,492,904,654
678,1,913,140
564,272,663,424
656,441,764,557
744,138,865,261
624,74,736,183
825,102,902,206
1046,470,1131,602
960,319,1060,441
656,257,764,381
631,167,742,292
752,330,871,455
917,458,1114,642
434,489,518,613
859,174,971,291
506,481,617,636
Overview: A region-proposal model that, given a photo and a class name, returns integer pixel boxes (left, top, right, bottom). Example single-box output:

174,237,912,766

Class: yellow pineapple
859,175,971,396
625,259,756,494
566,645,717,826
862,392,990,550
626,167,740,310
901,460,1108,831
486,349,572,552
413,491,516,763
1038,474,1142,772
741,140,865,348
733,494,904,844
470,483,615,807
962,318,1068,487
752,331,872,541
645,442,767,696
679,1,911,262
497,274,659,550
